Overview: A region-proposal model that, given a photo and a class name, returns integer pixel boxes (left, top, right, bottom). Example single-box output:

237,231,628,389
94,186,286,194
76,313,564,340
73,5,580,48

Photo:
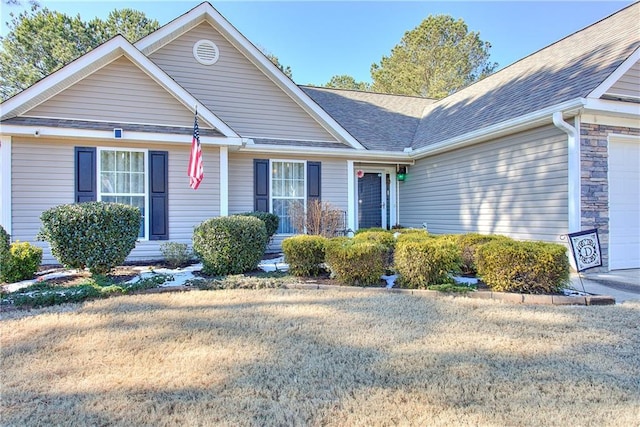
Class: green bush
282,235,327,276
352,230,396,270
476,240,570,294
0,225,10,281
450,233,512,275
395,239,461,288
193,215,268,276
160,242,192,268
38,202,140,275
395,229,431,243
0,241,43,283
324,237,386,286
354,227,387,235
238,212,279,240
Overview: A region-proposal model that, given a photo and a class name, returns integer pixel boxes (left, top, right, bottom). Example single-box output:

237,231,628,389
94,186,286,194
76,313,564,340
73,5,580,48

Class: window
98,149,147,238
271,160,305,234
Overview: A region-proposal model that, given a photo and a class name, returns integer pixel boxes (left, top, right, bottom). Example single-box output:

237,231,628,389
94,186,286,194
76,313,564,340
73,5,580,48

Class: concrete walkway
571,269,640,303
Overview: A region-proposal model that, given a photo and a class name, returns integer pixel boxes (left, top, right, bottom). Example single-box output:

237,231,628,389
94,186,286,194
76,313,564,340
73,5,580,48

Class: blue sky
1,1,635,86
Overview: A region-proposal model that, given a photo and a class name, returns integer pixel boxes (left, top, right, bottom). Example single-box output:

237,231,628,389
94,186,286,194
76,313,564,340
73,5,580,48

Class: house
1,2,638,271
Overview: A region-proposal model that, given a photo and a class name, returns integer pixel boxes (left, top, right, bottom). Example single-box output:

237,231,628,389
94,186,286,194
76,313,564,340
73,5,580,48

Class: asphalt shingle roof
301,87,435,151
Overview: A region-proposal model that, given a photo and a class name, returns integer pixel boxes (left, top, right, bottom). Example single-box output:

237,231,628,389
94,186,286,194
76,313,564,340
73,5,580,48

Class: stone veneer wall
580,123,640,271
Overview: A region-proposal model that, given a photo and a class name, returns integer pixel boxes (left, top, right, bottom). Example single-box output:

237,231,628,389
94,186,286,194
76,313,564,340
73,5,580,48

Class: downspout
552,112,580,233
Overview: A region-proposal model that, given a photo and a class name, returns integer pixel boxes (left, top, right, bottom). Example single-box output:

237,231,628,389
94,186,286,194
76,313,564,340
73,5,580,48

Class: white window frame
97,147,149,241
269,159,307,235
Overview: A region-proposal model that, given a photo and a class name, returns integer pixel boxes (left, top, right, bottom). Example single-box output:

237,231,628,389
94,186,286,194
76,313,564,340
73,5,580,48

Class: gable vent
193,40,219,65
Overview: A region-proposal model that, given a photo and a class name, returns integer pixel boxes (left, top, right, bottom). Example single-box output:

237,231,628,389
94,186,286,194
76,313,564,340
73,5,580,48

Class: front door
358,172,383,229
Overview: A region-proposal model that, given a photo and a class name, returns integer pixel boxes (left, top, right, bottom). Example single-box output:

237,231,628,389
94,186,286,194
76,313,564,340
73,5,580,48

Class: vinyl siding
26,57,198,127
228,152,349,251
605,60,640,100
11,138,221,264
149,23,337,142
399,125,569,242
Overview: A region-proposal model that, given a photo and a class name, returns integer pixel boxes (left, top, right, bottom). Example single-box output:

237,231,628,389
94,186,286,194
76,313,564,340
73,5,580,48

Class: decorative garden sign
567,229,603,272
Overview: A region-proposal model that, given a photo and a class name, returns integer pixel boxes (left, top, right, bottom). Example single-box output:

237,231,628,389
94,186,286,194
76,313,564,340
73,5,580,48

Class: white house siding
228,152,349,251
399,125,569,242
605,60,640,101
26,57,198,128
10,137,221,264
148,23,337,142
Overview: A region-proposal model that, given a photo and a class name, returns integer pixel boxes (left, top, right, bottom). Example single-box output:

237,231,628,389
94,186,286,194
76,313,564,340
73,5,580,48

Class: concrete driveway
574,269,640,303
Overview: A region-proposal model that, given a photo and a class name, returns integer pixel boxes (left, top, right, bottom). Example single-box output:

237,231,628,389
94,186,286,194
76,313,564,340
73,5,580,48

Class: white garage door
609,137,640,270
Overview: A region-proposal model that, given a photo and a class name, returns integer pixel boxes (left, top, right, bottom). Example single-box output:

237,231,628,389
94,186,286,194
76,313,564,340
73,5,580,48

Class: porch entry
357,171,393,230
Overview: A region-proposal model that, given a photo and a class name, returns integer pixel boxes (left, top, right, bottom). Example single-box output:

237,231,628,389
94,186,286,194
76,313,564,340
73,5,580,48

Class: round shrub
476,240,570,294
282,235,327,276
193,215,268,276
0,241,43,283
238,211,279,240
38,202,140,275
395,239,461,288
324,237,386,286
395,229,432,243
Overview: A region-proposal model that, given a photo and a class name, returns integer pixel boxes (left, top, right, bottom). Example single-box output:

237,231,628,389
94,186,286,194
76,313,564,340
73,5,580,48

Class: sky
1,0,636,86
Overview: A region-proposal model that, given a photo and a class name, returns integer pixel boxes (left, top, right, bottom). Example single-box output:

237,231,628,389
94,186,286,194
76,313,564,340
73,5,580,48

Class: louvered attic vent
193,40,219,65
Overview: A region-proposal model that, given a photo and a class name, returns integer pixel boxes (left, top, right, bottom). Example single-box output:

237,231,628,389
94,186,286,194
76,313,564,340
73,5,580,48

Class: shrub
38,202,140,275
160,242,192,268
353,230,396,270
476,240,570,294
282,235,328,276
0,241,43,283
451,233,512,275
324,237,386,286
395,239,461,288
395,229,431,243
238,211,279,240
289,200,346,238
0,225,10,281
192,215,268,276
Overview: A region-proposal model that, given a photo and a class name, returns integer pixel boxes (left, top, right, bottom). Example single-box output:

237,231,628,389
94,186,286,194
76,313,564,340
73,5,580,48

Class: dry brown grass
1,288,639,426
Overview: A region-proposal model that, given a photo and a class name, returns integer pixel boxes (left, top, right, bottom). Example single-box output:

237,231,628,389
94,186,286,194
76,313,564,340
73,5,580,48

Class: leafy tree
264,52,293,79
324,74,371,91
0,4,158,100
371,14,497,98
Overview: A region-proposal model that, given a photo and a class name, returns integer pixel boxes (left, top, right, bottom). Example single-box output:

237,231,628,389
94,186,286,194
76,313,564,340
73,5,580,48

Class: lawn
1,288,639,426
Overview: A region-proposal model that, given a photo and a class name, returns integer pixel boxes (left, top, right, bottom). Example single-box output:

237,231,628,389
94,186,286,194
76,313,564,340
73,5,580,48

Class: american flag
188,110,203,190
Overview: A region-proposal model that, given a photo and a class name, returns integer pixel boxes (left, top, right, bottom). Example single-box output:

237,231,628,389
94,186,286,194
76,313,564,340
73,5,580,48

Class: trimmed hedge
38,202,140,275
238,212,279,240
324,237,386,286
0,241,43,283
193,215,268,276
477,240,570,294
282,235,327,276
395,229,432,243
352,230,396,270
0,225,10,281
395,239,461,288
441,233,511,275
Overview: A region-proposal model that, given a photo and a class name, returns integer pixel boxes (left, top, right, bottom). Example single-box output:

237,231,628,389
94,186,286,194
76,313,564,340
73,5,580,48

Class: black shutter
254,159,269,212
75,147,96,203
307,161,321,203
149,151,169,240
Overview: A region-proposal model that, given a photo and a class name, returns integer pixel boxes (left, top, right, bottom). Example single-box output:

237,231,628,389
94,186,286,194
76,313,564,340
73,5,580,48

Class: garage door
609,137,640,270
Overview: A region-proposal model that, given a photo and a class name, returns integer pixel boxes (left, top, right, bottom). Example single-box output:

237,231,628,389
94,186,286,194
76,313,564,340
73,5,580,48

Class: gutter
553,111,581,233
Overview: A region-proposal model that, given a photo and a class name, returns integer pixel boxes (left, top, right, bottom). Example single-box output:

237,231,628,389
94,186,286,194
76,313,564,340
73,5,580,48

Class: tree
0,4,158,100
324,75,371,91
370,15,497,99
264,52,293,79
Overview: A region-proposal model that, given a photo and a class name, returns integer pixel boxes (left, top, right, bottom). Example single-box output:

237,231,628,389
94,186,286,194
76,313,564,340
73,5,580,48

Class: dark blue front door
358,173,382,229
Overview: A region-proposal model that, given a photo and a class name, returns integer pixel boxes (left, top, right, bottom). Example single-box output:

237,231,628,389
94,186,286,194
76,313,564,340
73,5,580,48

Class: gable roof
301,87,435,152
410,2,640,151
0,35,239,140
135,2,366,150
